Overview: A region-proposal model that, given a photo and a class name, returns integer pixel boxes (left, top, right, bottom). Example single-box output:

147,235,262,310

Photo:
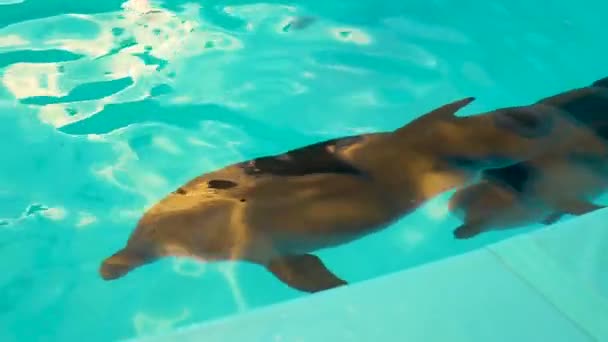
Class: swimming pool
1,0,607,341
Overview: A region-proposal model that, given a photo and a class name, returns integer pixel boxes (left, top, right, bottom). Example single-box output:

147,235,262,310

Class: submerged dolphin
99,78,607,293
448,148,608,239
449,77,608,238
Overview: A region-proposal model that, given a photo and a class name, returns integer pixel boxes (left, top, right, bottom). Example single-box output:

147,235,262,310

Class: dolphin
449,77,608,239
448,149,608,239
99,77,608,293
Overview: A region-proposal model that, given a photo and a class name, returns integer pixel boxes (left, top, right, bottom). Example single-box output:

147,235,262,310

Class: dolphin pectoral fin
541,212,565,225
453,223,484,239
266,254,347,293
557,200,606,216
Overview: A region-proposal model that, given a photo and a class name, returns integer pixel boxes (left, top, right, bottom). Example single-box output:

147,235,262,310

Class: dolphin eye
208,179,238,189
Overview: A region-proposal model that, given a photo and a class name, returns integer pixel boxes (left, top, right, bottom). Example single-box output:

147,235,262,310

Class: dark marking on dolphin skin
538,77,608,127
592,77,608,88
481,162,537,193
560,92,608,125
593,122,608,141
173,187,187,195
441,155,515,171
492,107,554,138
208,179,238,189
240,136,367,178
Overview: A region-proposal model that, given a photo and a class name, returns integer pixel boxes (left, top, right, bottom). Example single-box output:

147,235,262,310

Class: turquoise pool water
1,0,607,341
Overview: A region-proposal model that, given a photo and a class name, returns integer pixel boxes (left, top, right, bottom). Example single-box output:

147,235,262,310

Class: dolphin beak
99,247,152,281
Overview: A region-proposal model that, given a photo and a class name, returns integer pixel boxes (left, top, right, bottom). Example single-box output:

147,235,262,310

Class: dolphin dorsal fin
394,97,475,136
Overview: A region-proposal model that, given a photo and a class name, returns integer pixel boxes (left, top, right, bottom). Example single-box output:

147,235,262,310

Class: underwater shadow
20,77,134,106
59,97,322,150
0,49,85,69
0,0,125,29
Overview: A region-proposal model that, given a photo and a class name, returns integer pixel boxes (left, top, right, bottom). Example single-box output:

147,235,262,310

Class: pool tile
489,208,608,341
